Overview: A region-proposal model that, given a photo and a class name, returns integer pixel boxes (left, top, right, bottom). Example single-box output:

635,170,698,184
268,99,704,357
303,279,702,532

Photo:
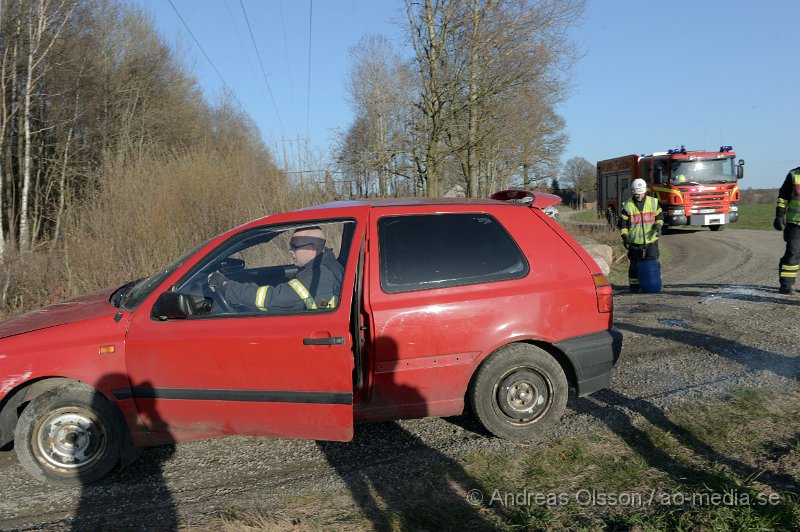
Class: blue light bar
719,145,733,152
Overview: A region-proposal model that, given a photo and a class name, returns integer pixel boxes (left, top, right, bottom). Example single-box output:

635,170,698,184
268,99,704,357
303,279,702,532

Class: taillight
592,273,613,313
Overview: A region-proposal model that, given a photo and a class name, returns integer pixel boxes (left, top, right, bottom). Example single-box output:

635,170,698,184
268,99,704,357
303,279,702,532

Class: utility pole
296,134,303,179
280,138,289,174
280,136,307,181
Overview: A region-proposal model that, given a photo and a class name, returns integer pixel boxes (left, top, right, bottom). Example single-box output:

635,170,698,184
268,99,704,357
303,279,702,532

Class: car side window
378,213,528,293
177,220,353,316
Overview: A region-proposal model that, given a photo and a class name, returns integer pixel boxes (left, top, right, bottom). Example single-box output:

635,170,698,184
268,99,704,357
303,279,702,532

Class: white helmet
632,178,647,195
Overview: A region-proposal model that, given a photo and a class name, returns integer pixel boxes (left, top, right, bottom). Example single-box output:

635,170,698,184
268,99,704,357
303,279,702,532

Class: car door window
378,213,528,293
177,220,354,316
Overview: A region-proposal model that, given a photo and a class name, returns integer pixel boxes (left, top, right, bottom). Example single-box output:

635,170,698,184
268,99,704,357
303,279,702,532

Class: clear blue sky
138,0,799,190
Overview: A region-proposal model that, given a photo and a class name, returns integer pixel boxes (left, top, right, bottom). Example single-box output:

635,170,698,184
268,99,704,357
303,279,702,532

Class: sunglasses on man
289,241,316,251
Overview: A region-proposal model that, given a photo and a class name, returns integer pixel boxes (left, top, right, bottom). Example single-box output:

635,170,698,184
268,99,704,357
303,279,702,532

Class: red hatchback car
0,191,621,485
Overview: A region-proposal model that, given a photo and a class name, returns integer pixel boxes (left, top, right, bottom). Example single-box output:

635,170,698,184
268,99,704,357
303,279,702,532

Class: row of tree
0,0,285,315
0,0,598,316
336,0,586,198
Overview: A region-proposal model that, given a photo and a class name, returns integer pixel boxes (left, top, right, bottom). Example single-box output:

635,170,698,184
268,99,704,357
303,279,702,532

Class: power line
224,0,261,94
278,0,297,126
305,0,313,141
167,0,231,93
240,0,286,136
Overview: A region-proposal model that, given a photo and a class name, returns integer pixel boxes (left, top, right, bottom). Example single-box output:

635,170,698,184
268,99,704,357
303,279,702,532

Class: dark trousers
779,223,800,288
628,240,660,287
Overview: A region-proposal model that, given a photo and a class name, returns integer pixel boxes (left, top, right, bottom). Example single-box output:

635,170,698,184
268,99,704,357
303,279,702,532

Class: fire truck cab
597,146,744,231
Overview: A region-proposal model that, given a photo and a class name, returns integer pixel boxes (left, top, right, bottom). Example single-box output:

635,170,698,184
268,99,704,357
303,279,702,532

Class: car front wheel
15,384,122,486
469,343,568,441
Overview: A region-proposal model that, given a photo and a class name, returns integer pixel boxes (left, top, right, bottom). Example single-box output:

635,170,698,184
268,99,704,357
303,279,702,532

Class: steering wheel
208,271,234,313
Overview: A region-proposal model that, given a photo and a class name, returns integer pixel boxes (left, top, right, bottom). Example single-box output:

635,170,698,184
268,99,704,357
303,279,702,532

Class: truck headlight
669,208,685,216
729,204,738,212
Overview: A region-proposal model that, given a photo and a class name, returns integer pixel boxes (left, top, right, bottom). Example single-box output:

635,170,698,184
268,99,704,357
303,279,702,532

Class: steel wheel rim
494,368,552,425
33,407,108,472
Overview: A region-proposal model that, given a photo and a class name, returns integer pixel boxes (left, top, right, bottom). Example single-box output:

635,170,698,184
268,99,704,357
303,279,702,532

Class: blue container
638,257,661,293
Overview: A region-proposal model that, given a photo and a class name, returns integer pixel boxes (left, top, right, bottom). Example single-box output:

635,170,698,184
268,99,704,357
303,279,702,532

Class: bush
0,143,335,319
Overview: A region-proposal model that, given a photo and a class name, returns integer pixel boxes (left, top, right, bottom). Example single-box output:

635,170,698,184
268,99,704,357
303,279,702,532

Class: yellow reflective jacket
620,196,663,245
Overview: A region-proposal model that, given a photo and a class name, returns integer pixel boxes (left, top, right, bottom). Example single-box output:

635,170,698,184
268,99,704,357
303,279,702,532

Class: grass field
457,387,800,531
211,386,800,530
733,204,774,230
569,209,604,224
568,204,775,230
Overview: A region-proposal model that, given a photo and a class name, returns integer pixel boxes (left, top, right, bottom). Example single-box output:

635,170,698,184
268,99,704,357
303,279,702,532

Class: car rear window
378,213,528,293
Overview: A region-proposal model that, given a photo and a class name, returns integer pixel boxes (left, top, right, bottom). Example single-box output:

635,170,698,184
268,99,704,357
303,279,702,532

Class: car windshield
670,158,736,185
116,239,211,311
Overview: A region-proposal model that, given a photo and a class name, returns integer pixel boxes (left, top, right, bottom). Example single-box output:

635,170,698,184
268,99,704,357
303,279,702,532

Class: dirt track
1,228,798,530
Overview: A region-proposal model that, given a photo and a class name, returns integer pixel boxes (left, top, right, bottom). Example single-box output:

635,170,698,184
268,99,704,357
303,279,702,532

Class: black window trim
152,217,358,321
377,212,530,294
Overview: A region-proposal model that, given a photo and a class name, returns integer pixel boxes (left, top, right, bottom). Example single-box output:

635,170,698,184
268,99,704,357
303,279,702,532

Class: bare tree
339,34,414,197
406,0,460,197
477,83,567,194
336,117,372,197
0,0,22,261
405,0,583,197
18,0,77,252
562,156,595,209
0,0,290,317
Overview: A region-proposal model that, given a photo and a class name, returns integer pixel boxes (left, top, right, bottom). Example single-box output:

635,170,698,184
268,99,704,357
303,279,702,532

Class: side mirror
653,163,665,184
152,292,212,321
737,159,745,180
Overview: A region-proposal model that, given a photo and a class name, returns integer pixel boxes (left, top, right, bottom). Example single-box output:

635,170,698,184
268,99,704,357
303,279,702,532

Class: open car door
122,219,362,443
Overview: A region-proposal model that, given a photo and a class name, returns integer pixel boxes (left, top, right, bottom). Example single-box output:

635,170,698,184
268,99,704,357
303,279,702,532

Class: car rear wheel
15,384,122,486
469,343,567,441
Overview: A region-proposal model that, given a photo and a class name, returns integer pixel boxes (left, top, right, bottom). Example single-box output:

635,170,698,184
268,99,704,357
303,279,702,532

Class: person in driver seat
208,226,344,312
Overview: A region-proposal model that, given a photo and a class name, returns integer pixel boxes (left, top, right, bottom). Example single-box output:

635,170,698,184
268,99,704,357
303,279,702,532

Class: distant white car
543,206,559,220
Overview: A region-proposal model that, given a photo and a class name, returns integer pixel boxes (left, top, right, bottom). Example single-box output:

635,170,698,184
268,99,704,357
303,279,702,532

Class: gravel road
1,227,798,530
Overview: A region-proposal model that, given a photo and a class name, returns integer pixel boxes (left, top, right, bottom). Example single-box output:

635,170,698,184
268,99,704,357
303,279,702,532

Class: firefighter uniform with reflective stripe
223,249,344,312
775,168,800,293
618,195,664,291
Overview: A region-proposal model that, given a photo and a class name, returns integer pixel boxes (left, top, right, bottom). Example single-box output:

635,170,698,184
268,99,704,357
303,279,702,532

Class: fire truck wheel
15,384,122,486
468,343,567,441
709,225,725,232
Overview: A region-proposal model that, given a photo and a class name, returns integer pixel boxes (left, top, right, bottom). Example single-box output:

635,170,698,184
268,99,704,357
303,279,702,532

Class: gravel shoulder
1,228,798,530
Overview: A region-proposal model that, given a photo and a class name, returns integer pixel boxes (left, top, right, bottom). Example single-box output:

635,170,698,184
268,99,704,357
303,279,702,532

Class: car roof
293,197,505,211
219,191,562,244
231,198,503,233
294,190,562,212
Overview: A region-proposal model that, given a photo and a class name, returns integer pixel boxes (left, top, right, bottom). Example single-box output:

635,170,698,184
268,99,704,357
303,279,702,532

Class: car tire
15,384,122,486
468,343,567,441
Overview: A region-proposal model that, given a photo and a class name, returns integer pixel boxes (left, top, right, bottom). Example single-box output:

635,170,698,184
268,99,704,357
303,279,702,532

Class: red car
0,191,621,485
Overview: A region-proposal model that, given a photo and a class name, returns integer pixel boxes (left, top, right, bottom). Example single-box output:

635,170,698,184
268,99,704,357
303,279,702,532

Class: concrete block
583,243,613,268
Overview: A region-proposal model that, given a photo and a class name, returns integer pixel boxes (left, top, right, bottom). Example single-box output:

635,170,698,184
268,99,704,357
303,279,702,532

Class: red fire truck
597,146,744,231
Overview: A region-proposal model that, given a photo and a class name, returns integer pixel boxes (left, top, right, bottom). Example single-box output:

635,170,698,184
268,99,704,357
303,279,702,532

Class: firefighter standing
774,167,800,295
618,178,664,292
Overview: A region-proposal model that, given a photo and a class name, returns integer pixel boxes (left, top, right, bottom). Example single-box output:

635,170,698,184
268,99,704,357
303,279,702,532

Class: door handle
303,337,345,345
